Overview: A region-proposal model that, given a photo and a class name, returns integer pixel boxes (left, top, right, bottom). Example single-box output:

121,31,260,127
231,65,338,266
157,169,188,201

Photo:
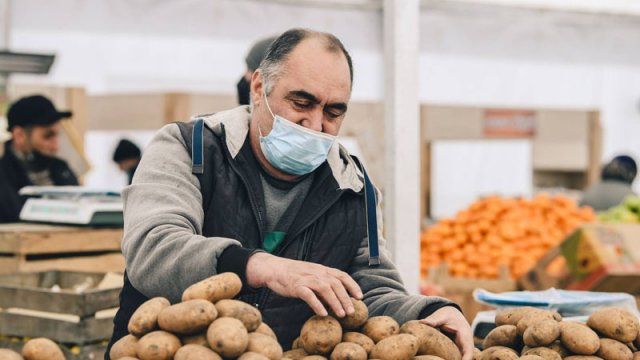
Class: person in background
112,139,142,185
580,155,637,211
237,36,277,105
0,95,78,223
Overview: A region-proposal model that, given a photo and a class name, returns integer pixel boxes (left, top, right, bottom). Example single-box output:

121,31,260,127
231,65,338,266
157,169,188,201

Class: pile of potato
0,338,66,360
107,271,463,360
285,298,462,360
479,306,640,360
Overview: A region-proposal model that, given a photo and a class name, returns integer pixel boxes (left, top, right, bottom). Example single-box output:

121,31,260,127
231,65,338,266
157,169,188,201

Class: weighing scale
19,186,124,226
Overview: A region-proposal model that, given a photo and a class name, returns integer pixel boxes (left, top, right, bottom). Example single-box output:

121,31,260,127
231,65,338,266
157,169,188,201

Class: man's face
13,122,61,157
251,38,352,137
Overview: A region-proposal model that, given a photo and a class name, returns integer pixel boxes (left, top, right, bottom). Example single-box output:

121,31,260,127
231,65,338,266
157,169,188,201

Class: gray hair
259,28,353,95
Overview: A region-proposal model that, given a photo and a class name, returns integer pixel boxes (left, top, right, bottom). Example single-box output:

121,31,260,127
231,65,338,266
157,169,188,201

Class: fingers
455,328,475,360
296,286,328,316
331,278,355,316
330,269,363,300
313,281,347,318
420,311,447,328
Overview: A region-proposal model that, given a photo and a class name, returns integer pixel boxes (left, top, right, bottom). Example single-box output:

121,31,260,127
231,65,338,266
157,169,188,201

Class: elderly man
0,95,78,223
107,29,473,359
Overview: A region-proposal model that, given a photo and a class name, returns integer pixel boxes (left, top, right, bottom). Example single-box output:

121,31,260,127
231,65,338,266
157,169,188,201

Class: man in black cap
0,94,79,223
112,139,142,185
237,36,277,105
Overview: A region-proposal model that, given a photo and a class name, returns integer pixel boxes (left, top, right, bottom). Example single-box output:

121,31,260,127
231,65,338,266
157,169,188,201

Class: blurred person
107,28,473,359
580,155,637,211
0,95,78,223
112,139,141,185
237,36,276,105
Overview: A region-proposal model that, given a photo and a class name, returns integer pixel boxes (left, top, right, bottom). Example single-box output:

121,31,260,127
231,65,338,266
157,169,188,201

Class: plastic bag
473,288,639,317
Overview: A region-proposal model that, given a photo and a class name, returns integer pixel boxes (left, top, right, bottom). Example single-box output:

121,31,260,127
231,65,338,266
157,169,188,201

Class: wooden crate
427,263,517,323
0,223,124,274
0,271,121,346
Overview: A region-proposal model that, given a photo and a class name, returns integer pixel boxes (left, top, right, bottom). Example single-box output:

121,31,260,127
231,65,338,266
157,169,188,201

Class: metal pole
383,0,421,294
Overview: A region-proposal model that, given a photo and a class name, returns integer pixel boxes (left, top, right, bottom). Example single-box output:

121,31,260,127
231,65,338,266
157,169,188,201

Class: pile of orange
420,194,597,280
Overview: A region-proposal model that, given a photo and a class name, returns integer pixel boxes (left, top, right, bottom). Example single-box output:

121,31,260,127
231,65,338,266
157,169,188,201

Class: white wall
7,0,640,195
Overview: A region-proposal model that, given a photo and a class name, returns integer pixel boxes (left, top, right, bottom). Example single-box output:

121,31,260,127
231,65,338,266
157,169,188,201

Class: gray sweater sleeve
348,187,458,323
121,124,242,303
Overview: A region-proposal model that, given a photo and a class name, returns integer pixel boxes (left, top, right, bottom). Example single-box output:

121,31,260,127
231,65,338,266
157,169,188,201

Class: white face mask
259,92,336,176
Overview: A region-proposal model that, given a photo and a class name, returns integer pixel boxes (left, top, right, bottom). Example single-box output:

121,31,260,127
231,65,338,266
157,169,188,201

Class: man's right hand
246,252,363,318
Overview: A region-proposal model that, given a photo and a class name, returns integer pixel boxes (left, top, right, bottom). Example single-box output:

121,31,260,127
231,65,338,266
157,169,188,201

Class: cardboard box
519,224,640,292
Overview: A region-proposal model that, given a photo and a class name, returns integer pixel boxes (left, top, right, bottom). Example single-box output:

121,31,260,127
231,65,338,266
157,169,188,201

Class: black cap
113,139,142,163
6,95,72,130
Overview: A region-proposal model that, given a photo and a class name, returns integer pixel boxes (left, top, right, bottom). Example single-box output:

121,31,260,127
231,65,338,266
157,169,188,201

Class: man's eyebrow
287,90,348,113
287,90,320,104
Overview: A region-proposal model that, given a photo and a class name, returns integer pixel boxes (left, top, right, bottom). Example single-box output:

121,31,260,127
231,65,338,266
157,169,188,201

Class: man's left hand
420,306,474,360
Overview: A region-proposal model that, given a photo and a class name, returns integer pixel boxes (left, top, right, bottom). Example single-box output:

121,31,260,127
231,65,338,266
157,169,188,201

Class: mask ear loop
258,88,276,138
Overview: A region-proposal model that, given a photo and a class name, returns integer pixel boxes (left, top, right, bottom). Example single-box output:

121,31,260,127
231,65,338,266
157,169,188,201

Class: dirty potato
370,334,419,360
587,308,640,344
247,332,284,360
109,334,138,359
399,320,461,360
342,332,375,354
157,299,218,334
128,297,171,337
174,344,222,360
596,338,633,360
182,272,242,303
363,316,400,343
330,342,367,360
136,330,181,360
559,322,600,355
482,325,521,350
216,299,262,331
301,316,343,355
21,338,65,360
523,319,560,347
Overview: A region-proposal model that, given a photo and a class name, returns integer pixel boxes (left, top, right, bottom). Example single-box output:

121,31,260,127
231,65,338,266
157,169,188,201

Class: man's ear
251,69,264,106
11,126,27,148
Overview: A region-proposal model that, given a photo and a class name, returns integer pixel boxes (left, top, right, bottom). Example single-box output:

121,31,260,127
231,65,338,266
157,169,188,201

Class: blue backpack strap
191,118,205,174
351,156,380,266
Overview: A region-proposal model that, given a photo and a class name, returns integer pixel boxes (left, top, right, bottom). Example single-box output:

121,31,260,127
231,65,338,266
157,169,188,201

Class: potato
414,356,445,360
634,352,640,360
255,322,278,340
330,342,367,360
495,307,540,326
363,316,400,343
563,357,604,360
521,347,562,360
21,338,64,360
0,349,24,360
248,332,284,360
335,299,369,330
182,333,209,346
547,341,572,358
596,338,633,360
517,311,556,336
399,320,461,360
588,308,640,344
551,311,562,322
216,299,262,331
370,334,419,360
174,344,222,360
342,332,375,354
473,347,482,360
239,352,272,360
481,347,519,360
520,356,544,360
303,356,328,360
523,319,560,347
301,316,343,355
207,317,249,357
482,325,521,350
560,322,600,355
128,297,171,337
182,272,242,303
479,346,517,360
137,330,181,360
116,358,139,360
285,348,310,360
110,334,139,359
292,337,303,349
157,299,217,334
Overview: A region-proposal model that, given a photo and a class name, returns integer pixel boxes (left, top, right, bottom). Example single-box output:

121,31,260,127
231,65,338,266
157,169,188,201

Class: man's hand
420,306,474,360
246,252,363,317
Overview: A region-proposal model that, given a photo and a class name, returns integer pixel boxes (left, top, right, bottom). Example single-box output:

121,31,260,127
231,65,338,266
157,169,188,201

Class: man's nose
301,109,323,132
